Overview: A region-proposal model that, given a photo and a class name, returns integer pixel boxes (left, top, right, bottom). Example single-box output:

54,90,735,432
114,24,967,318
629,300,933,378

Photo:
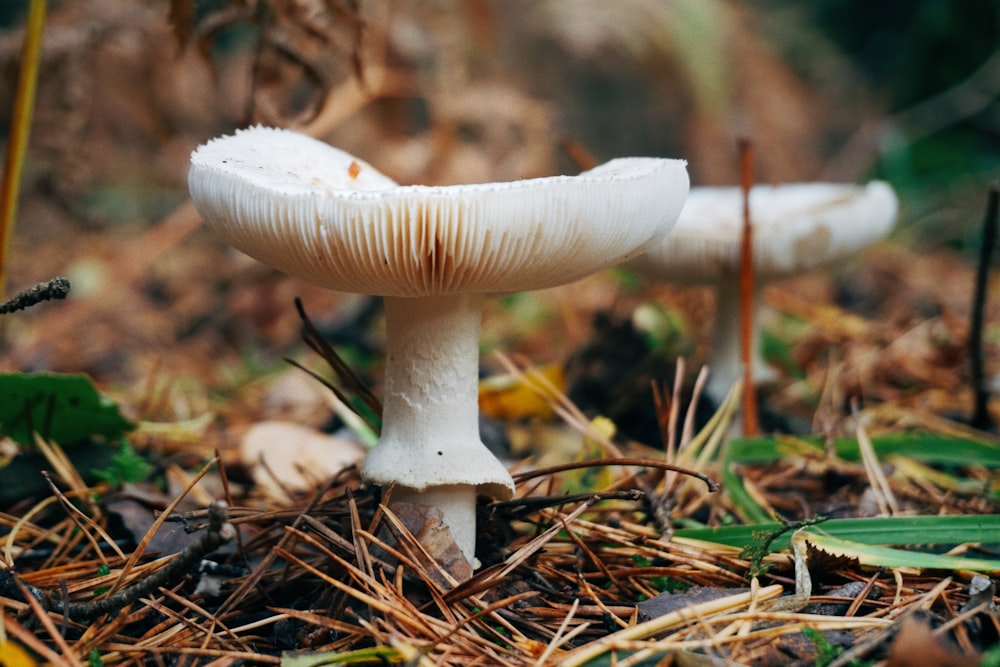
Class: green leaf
677,517,1000,574
576,651,676,667
982,642,1000,667
0,372,134,447
677,514,1000,563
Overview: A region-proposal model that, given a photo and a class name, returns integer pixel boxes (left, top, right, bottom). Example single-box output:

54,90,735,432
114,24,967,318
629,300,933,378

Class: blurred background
0,0,998,435
2,1,996,239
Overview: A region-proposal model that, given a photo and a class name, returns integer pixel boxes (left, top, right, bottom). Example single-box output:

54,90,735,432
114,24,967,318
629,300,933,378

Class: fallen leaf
240,421,365,501
385,501,474,583
887,615,979,667
478,363,564,421
0,639,36,667
0,372,134,447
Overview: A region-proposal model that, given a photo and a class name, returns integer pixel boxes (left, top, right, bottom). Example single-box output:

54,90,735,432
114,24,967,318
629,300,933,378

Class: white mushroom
627,181,898,404
189,126,689,567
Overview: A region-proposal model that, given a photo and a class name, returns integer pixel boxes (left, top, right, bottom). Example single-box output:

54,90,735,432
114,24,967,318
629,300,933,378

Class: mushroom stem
390,483,477,564
362,293,514,565
380,293,483,463
707,278,776,405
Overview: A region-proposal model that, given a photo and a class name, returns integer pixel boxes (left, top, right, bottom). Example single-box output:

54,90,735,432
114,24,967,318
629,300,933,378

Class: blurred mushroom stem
708,279,777,405
362,293,515,566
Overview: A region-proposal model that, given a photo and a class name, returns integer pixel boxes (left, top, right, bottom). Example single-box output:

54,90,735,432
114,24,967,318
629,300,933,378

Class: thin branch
52,500,235,622
0,276,70,315
490,489,646,517
970,188,999,430
511,457,718,493
738,139,760,436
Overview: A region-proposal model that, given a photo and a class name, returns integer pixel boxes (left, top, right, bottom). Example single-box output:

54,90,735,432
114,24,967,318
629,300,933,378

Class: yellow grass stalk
0,0,46,299
559,584,784,665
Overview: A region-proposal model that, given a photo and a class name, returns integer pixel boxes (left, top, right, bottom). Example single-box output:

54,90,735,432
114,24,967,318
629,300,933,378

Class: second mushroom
626,181,899,404
189,126,690,570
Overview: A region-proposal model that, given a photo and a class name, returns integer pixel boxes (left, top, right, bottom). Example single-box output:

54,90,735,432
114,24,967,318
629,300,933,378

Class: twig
12,576,81,667
510,457,718,493
648,374,678,532
970,188,999,430
739,516,828,579
0,276,70,315
52,500,235,622
738,139,760,436
109,456,220,596
490,489,646,517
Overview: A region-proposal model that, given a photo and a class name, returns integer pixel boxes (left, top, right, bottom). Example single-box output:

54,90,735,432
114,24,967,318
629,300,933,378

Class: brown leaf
384,501,473,583
106,497,199,556
637,586,750,621
240,421,365,501
887,615,979,667
805,540,861,581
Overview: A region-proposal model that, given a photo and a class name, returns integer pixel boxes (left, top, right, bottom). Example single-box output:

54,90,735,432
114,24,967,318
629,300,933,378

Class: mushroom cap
189,126,690,297
626,181,899,283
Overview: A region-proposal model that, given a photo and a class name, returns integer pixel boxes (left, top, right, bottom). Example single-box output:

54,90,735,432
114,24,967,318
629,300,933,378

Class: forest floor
0,2,998,665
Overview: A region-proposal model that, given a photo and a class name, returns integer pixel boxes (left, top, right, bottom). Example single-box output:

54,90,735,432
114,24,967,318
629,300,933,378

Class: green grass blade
282,646,403,666
791,530,1000,573
676,515,1000,550
722,433,1000,522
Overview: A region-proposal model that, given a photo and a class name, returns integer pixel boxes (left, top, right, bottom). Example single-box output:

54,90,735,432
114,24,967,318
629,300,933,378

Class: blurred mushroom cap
627,181,899,283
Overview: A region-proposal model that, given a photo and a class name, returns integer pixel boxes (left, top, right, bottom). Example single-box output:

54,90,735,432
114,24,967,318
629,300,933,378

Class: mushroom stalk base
390,484,478,566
